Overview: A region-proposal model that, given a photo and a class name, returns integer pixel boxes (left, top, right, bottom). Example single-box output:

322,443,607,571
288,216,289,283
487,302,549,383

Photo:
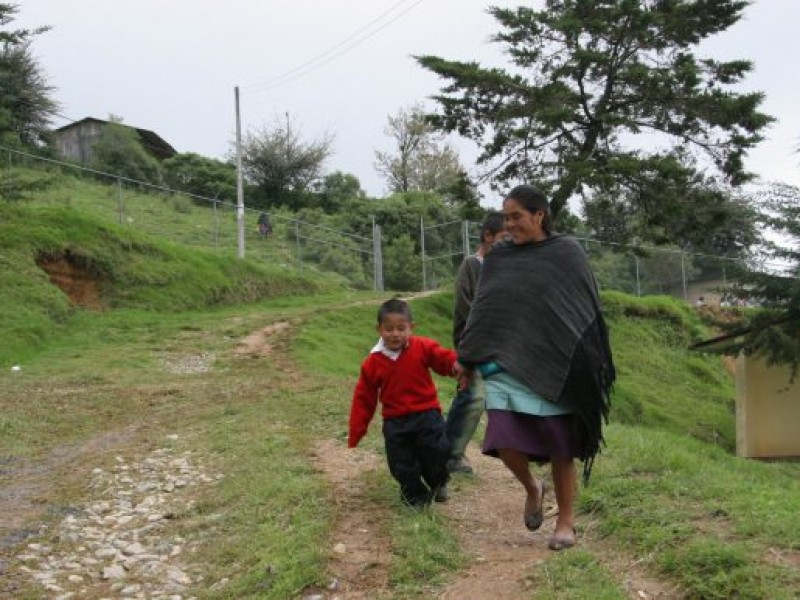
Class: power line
242,0,425,95
242,0,411,90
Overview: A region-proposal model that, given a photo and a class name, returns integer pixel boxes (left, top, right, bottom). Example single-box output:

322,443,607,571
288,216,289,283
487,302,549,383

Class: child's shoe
433,484,449,503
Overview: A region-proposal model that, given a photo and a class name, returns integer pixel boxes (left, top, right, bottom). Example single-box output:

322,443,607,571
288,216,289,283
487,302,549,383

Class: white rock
68,574,84,583
102,564,126,580
121,584,142,594
167,568,192,586
333,542,346,554
17,553,37,561
123,542,147,556
95,547,119,559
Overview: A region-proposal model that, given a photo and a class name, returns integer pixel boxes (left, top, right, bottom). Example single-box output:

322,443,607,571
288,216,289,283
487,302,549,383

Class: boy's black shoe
401,494,430,509
433,484,449,503
447,457,474,475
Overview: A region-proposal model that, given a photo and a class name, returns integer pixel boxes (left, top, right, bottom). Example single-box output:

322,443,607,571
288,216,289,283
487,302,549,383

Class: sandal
524,479,546,531
548,528,577,551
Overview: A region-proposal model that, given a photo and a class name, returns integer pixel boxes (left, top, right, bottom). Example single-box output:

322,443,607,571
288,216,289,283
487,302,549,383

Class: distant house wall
53,117,177,167
54,119,105,165
735,354,800,458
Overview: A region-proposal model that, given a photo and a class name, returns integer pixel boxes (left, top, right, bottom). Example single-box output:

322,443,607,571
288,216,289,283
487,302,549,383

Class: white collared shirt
371,337,405,361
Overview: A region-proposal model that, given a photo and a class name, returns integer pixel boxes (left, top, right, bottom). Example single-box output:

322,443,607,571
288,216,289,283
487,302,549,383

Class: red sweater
348,336,457,448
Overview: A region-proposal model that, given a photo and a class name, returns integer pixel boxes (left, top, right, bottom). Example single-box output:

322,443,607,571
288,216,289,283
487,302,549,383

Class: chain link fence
4,144,779,304
419,215,777,307
2,146,383,291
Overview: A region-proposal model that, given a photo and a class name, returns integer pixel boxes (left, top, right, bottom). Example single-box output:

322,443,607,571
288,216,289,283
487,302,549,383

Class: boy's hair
377,298,413,324
480,211,506,241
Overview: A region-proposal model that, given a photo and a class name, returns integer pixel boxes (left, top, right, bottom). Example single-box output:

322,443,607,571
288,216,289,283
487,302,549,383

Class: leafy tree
0,3,58,148
161,152,236,203
238,114,333,210
439,169,485,220
374,104,463,195
316,171,365,213
585,160,761,256
726,183,800,373
416,1,773,248
91,115,161,184
383,234,421,291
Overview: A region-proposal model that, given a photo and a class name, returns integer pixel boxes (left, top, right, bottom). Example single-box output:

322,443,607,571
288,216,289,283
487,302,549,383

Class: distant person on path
349,298,461,508
457,184,615,551
257,212,272,237
446,211,508,475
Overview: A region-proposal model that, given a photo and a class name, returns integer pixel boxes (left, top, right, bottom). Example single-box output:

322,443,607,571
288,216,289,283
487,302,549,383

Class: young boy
348,298,460,508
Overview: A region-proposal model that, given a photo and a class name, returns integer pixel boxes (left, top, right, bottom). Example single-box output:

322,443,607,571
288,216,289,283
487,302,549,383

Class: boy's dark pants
382,409,451,506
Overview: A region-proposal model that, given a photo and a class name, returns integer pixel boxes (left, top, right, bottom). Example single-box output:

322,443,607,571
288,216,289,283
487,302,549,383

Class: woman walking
457,184,615,550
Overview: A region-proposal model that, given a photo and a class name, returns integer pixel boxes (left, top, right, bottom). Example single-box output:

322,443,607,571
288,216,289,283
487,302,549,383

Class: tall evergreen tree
0,3,58,148
417,1,772,250
725,183,800,373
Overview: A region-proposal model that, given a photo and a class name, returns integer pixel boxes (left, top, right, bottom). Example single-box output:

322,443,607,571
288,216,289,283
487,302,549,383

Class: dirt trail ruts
311,442,676,600
309,440,393,599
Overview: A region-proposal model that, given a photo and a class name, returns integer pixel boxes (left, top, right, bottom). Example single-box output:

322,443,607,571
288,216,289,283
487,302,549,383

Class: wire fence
419,215,782,307
2,146,383,291
4,144,782,305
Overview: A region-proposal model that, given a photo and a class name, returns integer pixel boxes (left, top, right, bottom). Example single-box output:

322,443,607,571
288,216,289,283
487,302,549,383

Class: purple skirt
482,409,581,463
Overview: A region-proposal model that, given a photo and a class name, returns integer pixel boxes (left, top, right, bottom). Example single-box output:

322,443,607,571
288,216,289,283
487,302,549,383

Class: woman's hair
377,297,413,324
506,184,553,236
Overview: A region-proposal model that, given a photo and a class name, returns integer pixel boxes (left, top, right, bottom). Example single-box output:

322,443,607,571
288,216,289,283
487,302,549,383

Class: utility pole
234,86,245,259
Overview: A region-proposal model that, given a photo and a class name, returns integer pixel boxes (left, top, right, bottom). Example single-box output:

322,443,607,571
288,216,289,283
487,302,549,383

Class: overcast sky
16,0,800,204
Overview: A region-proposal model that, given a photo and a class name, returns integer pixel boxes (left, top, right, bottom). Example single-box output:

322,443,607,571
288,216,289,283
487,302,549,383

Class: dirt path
310,438,676,600
2,307,676,599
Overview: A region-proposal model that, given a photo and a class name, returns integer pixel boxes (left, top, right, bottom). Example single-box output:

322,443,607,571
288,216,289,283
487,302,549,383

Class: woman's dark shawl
458,234,615,481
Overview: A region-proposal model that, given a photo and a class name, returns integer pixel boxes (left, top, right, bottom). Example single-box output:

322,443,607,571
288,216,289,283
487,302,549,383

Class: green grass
292,291,800,599
0,199,346,367
3,178,800,598
528,550,628,599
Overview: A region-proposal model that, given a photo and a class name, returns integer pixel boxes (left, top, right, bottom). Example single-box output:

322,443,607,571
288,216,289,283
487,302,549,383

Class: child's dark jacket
348,336,457,448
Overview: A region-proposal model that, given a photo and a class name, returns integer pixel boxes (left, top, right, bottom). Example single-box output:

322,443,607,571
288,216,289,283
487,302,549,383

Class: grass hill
0,198,345,367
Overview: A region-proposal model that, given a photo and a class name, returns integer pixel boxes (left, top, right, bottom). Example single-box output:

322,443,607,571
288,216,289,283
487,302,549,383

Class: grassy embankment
2,175,799,598
0,186,346,367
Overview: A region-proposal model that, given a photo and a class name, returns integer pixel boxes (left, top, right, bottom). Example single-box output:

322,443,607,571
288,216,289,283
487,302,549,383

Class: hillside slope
0,201,344,366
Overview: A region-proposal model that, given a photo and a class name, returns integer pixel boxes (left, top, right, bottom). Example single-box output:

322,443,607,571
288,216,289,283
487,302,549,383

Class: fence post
680,251,688,302
212,199,219,247
295,219,302,269
116,178,124,225
373,219,384,292
420,216,427,291
462,220,471,259
635,255,641,297
4,149,10,198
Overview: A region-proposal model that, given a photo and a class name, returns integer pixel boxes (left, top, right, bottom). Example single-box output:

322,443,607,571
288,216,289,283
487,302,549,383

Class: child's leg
415,410,451,492
383,416,429,506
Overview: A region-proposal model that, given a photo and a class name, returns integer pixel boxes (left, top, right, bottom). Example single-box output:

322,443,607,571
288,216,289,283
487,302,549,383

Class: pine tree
416,1,772,250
